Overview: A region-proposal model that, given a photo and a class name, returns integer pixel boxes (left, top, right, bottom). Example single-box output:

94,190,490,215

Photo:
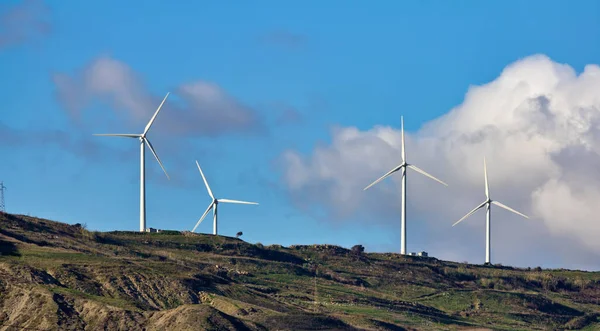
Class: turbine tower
364,116,447,255
452,157,529,264
94,93,171,232
192,161,258,235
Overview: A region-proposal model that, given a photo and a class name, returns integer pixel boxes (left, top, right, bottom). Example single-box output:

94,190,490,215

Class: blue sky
2,0,600,269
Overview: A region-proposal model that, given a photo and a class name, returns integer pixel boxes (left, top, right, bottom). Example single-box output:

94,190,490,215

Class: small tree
236,231,243,238
351,244,365,255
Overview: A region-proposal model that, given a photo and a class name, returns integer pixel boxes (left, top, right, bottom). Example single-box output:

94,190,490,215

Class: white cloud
279,54,600,268
0,0,51,48
52,56,265,137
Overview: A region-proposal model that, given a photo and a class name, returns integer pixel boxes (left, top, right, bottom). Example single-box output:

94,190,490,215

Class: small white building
409,252,417,256
145,228,161,233
417,251,428,257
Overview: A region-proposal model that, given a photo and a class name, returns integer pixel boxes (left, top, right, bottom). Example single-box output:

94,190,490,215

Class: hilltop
0,213,598,330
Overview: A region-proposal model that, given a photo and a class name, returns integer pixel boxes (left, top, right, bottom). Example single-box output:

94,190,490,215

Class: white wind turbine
364,116,447,255
94,93,171,232
192,161,258,235
452,157,529,264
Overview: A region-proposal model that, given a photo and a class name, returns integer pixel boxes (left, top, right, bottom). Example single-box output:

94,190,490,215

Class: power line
0,181,6,213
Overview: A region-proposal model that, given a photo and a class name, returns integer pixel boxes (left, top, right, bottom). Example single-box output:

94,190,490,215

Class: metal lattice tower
0,181,6,213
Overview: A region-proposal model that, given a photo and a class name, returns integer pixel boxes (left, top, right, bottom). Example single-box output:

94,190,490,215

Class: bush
479,278,495,289
564,313,599,329
351,245,365,255
159,230,181,235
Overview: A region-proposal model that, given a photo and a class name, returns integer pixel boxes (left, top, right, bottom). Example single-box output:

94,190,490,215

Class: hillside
0,213,598,330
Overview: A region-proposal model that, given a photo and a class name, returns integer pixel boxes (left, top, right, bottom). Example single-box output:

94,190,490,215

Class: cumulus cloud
279,54,600,268
0,0,51,48
52,56,265,137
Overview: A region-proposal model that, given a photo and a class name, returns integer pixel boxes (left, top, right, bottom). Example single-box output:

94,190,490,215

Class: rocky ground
0,212,599,330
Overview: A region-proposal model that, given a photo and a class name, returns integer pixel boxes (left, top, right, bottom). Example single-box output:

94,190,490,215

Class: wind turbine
94,93,171,232
364,116,447,255
452,157,529,264
192,161,258,235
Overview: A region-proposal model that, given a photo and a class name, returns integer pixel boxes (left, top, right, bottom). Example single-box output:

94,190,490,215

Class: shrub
351,245,365,255
479,278,495,289
564,313,599,330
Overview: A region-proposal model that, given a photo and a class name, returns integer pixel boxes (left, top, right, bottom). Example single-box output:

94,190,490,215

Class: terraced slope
0,213,598,330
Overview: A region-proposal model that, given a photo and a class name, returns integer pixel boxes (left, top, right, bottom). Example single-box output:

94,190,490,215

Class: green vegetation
50,286,140,311
0,212,599,330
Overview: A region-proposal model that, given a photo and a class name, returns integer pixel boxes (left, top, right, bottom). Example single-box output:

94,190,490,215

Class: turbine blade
144,138,169,180
93,134,140,138
452,201,487,227
484,157,489,199
401,116,406,163
144,92,170,135
195,160,214,199
407,165,448,186
492,201,529,219
217,198,259,205
363,165,403,191
192,202,214,232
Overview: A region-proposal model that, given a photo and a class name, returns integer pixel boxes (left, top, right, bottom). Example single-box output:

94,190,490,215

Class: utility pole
0,181,6,213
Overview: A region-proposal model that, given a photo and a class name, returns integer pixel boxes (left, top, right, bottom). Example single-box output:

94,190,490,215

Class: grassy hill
0,212,599,330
